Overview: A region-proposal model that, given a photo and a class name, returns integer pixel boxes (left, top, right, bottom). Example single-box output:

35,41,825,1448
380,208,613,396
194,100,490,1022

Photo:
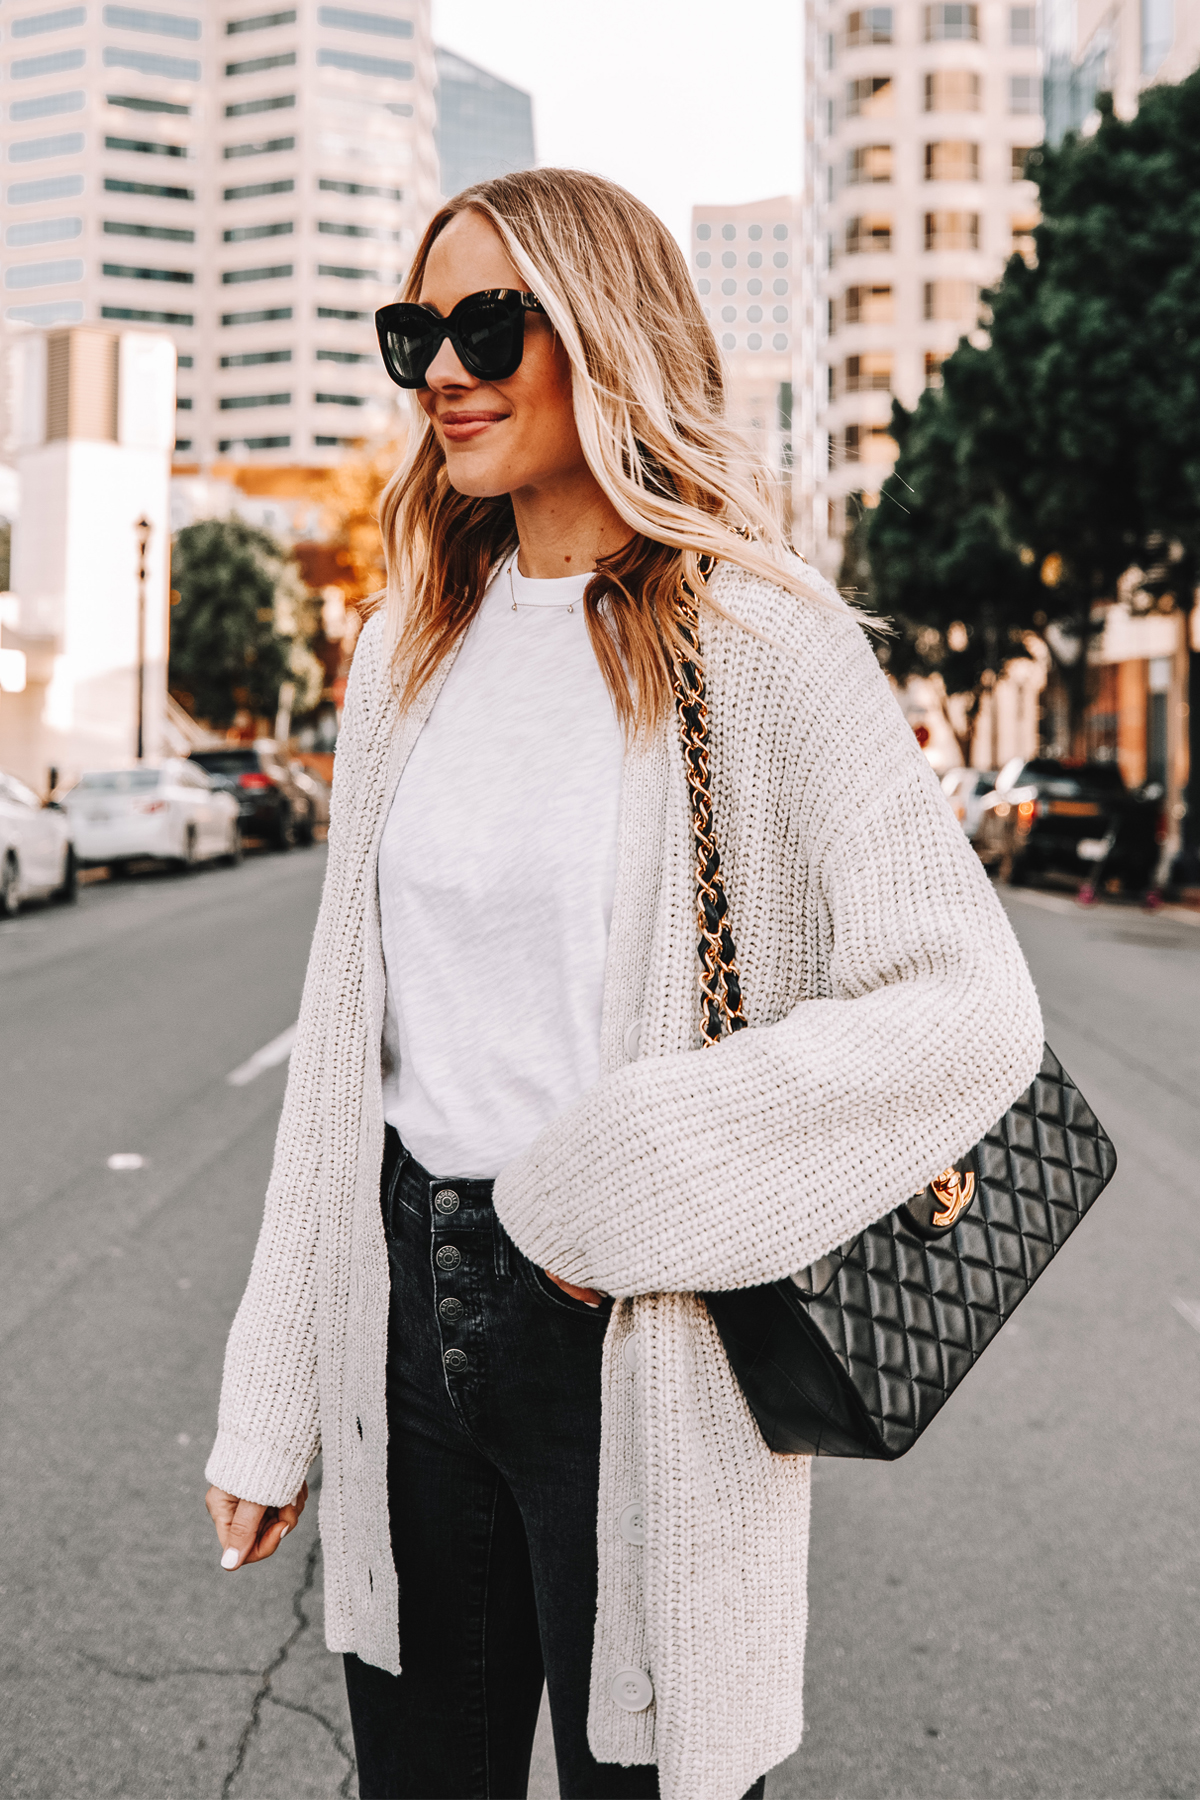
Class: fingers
545,1270,605,1307
205,1483,308,1571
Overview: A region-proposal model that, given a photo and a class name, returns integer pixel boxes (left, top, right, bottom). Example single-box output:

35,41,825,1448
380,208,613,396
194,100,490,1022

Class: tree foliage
169,517,322,729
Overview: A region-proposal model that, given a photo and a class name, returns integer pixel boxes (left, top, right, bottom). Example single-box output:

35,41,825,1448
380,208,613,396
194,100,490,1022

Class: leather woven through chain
672,582,748,1047
675,598,1118,1460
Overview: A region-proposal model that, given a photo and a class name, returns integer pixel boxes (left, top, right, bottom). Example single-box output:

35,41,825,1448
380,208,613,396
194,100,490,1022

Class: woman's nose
424,335,476,391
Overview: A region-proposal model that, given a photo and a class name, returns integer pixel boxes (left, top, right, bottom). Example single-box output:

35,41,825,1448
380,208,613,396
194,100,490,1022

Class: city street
1,852,1198,1799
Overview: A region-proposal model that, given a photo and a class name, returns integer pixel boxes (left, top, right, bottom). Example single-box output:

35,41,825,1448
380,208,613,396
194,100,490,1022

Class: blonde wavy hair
380,167,836,734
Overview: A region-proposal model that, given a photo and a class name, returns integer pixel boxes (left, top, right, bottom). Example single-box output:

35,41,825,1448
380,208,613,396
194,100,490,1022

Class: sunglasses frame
375,287,546,389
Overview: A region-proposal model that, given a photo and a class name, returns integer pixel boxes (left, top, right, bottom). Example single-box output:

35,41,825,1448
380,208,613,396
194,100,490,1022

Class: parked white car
941,767,997,842
66,761,241,872
0,768,74,914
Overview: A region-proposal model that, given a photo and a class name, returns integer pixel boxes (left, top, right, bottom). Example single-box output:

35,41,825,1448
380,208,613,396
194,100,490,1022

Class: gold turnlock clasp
929,1167,976,1229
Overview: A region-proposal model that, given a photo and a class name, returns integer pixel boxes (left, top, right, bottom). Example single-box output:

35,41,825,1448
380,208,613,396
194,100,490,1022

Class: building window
317,261,394,281
1012,214,1038,260
844,283,893,323
176,395,192,408
103,6,201,38
12,46,86,79
1009,5,1036,44
225,50,295,73
222,262,293,282
221,348,291,365
1011,145,1034,180
315,390,368,405
9,131,86,161
843,422,894,464
924,70,980,110
319,176,402,199
845,214,892,253
105,176,192,198
12,7,87,38
218,434,291,449
102,260,193,282
177,354,192,365
5,255,83,286
174,437,192,449
225,93,295,116
6,297,83,323
1142,0,1173,74
219,391,290,408
694,222,711,240
695,251,711,269
924,350,946,387
317,5,413,37
224,136,296,158
846,75,893,116
923,277,978,319
6,214,82,245
9,171,84,203
225,177,294,199
847,143,893,183
315,47,412,78
318,220,399,240
924,210,980,249
925,140,979,180
317,304,367,319
226,9,296,33
721,251,736,267
222,305,292,323
722,223,736,239
104,134,187,157
101,302,192,323
11,89,86,121
721,279,736,295
1009,74,1039,113
924,4,979,40
104,219,194,241
846,8,893,46
316,347,371,362
102,45,200,77
844,352,893,391
106,91,189,113
224,221,293,241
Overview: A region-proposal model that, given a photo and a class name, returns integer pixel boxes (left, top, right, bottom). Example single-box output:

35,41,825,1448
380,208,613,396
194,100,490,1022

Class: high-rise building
689,194,808,539
0,0,440,466
433,46,534,199
809,1,1045,573
1043,0,1200,141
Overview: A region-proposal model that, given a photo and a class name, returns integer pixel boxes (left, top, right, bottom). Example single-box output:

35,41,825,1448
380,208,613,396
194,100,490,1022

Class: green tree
169,517,321,730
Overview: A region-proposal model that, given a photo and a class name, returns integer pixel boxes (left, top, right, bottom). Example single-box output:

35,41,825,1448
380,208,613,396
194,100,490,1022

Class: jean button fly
435,1244,462,1271
443,1348,468,1372
434,1188,460,1214
439,1296,465,1321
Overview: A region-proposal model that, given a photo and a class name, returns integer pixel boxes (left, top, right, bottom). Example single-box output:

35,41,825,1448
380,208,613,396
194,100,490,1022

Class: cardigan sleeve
491,624,1043,1299
205,619,382,1505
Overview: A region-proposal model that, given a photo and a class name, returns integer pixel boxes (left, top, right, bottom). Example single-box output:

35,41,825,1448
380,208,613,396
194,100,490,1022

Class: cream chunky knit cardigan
208,561,1043,1800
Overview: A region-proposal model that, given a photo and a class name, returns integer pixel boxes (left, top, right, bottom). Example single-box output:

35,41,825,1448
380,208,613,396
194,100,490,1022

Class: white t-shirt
378,552,625,1178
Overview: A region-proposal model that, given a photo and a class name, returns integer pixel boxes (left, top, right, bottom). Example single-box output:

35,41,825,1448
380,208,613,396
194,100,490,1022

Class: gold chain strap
672,580,748,1048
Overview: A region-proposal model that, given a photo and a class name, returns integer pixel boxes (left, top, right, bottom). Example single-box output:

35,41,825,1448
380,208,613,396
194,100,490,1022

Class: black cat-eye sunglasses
375,288,545,389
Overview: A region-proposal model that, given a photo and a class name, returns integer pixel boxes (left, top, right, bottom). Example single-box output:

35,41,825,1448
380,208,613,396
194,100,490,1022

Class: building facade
0,0,440,466
689,194,808,541
810,0,1045,573
433,46,534,200
1044,0,1200,139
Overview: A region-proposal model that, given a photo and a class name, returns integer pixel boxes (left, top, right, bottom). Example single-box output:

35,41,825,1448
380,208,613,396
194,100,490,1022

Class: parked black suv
189,743,314,849
975,756,1162,892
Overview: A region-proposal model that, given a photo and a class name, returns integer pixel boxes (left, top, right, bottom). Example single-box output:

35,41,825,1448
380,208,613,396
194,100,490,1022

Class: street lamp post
134,514,151,763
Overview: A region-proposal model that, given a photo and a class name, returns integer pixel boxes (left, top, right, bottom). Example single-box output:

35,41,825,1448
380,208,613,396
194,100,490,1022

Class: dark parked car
189,743,314,849
974,756,1163,893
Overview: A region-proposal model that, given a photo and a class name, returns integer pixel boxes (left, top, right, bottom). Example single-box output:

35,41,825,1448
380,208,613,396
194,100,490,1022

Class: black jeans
343,1130,767,1800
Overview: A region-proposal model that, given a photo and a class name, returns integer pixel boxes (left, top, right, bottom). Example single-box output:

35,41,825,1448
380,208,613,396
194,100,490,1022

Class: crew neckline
504,551,591,609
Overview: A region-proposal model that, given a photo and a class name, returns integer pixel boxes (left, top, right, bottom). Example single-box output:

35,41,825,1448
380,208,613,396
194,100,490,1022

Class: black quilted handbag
672,596,1118,1459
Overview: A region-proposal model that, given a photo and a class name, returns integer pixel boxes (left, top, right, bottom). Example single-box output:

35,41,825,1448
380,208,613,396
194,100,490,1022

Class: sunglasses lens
378,313,442,387
454,296,525,380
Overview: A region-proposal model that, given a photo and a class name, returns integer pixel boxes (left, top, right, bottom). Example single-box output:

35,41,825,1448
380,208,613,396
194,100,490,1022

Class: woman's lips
439,411,508,442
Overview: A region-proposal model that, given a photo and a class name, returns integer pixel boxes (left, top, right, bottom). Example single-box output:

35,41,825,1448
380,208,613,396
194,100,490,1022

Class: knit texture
208,560,1042,1800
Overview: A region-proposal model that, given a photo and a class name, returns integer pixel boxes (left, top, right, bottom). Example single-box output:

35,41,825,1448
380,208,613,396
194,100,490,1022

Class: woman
205,170,1042,1800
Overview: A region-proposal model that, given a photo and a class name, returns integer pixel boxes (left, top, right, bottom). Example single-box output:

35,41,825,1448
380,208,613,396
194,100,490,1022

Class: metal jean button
443,1348,468,1372
438,1296,465,1322
434,1188,460,1214
610,1668,653,1712
435,1244,461,1271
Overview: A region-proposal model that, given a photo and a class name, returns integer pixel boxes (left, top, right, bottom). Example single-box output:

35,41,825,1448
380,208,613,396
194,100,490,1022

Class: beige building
0,0,439,467
689,195,809,541
1044,0,1200,136
810,0,1045,573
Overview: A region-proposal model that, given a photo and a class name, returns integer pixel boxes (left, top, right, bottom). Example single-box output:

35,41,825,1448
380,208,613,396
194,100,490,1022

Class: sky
430,0,804,254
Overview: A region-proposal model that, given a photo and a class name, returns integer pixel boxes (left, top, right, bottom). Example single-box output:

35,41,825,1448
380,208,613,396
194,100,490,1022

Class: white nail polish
279,1525,289,1539
221,1547,239,1569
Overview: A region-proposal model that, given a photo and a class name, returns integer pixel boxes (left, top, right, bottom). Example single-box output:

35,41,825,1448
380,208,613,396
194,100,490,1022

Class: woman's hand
205,1480,308,1570
545,1271,605,1307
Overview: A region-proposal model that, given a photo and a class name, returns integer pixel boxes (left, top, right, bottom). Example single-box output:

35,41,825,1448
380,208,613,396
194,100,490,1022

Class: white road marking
226,1021,298,1087
106,1153,146,1171
1171,1298,1200,1334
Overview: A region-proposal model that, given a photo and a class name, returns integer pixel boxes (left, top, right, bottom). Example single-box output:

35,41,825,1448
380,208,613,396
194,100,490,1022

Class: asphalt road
1,853,1198,1799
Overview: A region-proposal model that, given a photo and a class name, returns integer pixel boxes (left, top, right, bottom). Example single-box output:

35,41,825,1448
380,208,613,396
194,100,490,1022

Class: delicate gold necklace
508,552,576,613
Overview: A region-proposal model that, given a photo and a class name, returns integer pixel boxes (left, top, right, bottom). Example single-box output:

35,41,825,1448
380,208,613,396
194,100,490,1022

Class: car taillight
133,799,167,813
237,771,273,790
